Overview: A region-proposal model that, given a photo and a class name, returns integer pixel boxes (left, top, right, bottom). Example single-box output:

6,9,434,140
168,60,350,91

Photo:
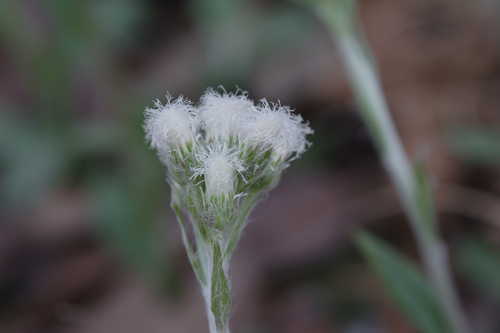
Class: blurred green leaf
191,0,257,83
456,238,500,297
356,232,451,333
190,0,245,27
0,111,67,208
447,128,500,165
90,0,145,48
256,9,317,58
190,0,316,86
413,163,438,236
88,174,168,280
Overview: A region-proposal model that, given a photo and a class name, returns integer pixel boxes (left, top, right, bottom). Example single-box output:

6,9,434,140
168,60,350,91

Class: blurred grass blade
413,163,438,236
447,128,500,165
457,238,500,297
357,232,451,333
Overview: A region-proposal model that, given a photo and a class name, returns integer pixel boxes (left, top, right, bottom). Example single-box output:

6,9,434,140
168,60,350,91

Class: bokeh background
2,0,500,332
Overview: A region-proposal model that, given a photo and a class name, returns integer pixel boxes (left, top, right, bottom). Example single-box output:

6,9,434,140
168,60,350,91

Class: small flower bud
204,151,237,198
245,102,313,160
198,90,255,141
144,97,197,153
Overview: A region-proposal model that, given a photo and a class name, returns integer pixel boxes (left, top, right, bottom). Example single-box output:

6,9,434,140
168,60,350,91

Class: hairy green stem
173,203,233,333
199,240,231,333
312,1,471,332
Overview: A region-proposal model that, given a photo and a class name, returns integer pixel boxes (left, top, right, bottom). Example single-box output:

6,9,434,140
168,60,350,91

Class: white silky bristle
244,103,313,160
198,90,255,140
144,97,197,152
204,151,238,197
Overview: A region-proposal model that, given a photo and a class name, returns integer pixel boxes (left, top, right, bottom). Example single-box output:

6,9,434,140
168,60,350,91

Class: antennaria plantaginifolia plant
299,1,471,332
144,89,312,333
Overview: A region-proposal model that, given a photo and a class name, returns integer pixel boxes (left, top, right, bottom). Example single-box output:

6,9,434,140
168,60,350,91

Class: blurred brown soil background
1,0,500,332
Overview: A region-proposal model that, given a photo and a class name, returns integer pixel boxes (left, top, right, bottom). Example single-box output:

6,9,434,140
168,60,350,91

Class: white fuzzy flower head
144,96,197,153
201,148,244,198
245,101,313,161
198,89,255,141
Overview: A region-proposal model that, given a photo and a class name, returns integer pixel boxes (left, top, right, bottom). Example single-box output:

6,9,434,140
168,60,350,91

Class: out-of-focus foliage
357,232,451,333
0,0,169,284
0,111,65,208
457,237,500,297
190,0,316,85
448,128,500,165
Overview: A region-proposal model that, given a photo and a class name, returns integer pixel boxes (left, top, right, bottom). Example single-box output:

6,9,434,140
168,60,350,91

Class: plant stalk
172,203,232,333
313,2,471,332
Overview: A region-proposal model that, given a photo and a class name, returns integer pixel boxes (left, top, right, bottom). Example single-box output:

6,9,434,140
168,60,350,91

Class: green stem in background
310,1,471,332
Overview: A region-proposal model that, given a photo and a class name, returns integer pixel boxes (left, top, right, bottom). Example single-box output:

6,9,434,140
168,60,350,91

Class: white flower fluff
203,149,242,198
144,96,197,152
198,90,255,141
245,101,313,160
145,88,312,197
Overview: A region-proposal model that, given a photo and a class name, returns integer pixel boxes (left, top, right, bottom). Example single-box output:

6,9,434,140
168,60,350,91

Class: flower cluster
145,89,312,211
144,88,312,333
